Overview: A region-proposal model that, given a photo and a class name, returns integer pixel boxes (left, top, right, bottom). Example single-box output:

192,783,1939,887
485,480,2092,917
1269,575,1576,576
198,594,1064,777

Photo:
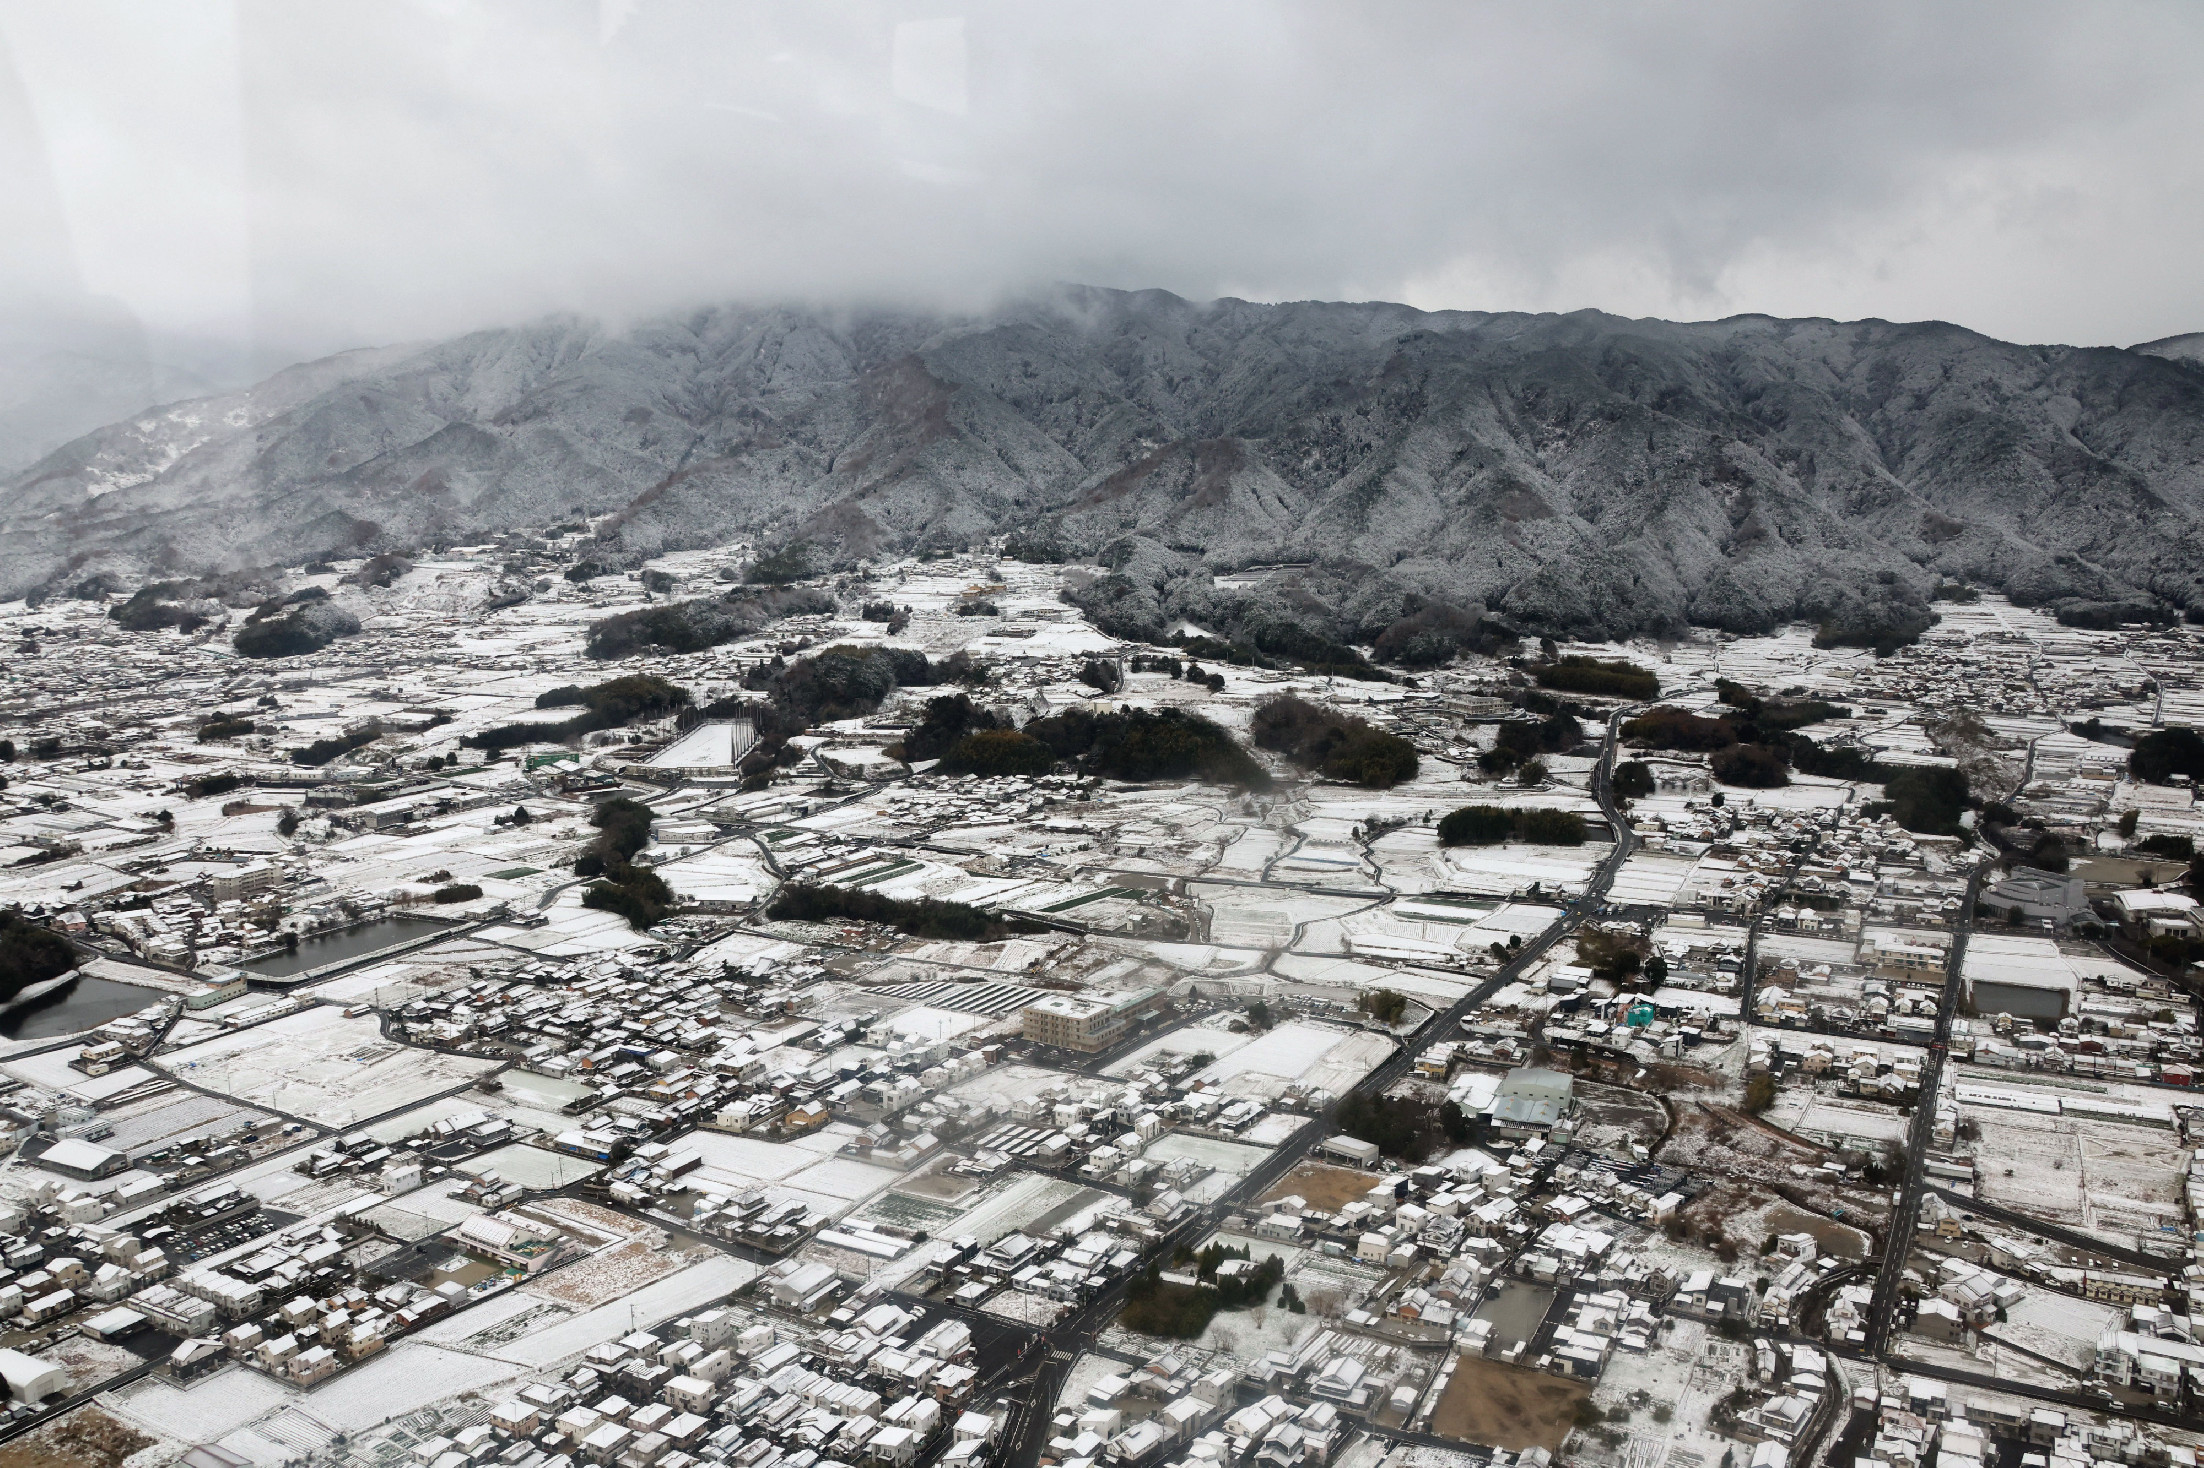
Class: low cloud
2,0,2200,361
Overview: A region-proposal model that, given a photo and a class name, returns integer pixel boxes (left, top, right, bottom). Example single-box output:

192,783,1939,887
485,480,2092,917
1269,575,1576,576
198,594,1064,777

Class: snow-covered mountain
11,287,2204,640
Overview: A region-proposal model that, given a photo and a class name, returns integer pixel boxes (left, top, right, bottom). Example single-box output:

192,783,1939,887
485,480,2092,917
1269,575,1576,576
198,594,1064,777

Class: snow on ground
1965,1106,2183,1234
1208,826,1287,880
1144,1134,1275,1201
1102,1020,1257,1078
256,1340,527,1436
1295,906,1481,967
1434,841,1605,898
1271,953,1478,1005
1895,1334,2082,1392
154,1004,495,1127
983,1289,1069,1325
1,1049,159,1099
474,886,655,955
684,1129,844,1190
103,1364,300,1450
1194,1021,1393,1101
1194,884,1378,949
945,1172,1113,1245
948,1062,1121,1112
498,1254,754,1367
1606,852,1703,907
1756,932,1862,966
655,843,774,905
878,1004,998,1044
784,1154,905,1203
1983,1291,2120,1372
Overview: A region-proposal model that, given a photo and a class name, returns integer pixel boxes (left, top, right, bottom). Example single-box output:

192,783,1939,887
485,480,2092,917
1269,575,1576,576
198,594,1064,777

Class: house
1913,1297,1965,1342
489,1401,541,1436
2095,1328,2204,1395
766,1260,840,1312
289,1346,338,1384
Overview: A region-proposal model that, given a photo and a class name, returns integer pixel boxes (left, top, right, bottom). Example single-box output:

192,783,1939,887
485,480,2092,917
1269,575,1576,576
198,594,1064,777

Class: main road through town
993,713,1640,1468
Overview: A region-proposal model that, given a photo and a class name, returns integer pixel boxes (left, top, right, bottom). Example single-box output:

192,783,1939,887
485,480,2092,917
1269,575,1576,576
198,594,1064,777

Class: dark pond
236,915,449,978
1,975,166,1040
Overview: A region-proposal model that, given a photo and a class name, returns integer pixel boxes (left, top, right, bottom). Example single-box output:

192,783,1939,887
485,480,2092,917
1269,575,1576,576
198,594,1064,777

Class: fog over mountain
12,287,2204,648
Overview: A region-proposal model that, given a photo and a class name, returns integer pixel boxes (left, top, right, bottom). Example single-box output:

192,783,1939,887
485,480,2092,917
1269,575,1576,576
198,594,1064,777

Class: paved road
1863,864,1986,1356
995,713,1639,1468
1921,1184,2170,1272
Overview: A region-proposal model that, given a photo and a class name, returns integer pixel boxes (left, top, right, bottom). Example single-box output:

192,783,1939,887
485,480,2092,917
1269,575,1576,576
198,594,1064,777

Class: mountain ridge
10,286,2204,644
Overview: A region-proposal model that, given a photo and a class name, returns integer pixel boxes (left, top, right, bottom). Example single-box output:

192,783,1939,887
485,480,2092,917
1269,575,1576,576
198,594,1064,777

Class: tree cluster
2131,728,2204,786
1864,766,1972,837
1370,599,1497,668
1709,743,1789,788
1576,928,1650,984
941,730,1056,777
1358,988,1410,1025
0,911,77,1003
1250,695,1420,788
764,883,1046,942
1479,712,1584,776
584,585,838,659
1531,655,1659,700
1118,1245,1288,1338
577,796,674,928
233,599,359,658
1437,805,1586,846
467,675,690,752
1078,660,1124,694
1624,701,1893,791
767,646,966,724
1024,706,1271,789
1335,1092,1472,1161
110,583,213,633
291,724,384,767
745,541,815,584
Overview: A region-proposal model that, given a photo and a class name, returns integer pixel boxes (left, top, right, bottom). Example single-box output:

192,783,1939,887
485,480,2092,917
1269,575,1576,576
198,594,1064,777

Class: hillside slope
10,288,2204,641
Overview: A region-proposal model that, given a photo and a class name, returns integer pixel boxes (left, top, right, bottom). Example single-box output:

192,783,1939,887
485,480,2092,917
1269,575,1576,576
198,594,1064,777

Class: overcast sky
4,0,2201,366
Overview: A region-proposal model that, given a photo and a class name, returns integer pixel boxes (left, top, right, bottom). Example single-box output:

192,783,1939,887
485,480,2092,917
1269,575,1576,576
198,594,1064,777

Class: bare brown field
1258,1160,1382,1212
1429,1356,1589,1452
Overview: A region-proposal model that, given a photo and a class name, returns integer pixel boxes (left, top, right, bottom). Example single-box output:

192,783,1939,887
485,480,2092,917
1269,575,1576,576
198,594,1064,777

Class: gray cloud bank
3,0,2202,370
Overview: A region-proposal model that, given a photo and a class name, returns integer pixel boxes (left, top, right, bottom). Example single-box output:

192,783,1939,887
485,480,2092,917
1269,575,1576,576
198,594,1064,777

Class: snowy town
1,538,2203,1468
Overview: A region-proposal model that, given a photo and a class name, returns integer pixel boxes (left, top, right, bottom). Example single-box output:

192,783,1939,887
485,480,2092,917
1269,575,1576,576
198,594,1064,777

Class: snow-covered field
154,1004,496,1126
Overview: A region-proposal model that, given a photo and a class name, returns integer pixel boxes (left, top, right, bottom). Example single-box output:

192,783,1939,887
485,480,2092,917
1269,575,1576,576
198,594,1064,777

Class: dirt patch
530,1238,691,1307
0,1407,153,1468
522,1195,661,1244
1658,1106,1889,1238
1548,1047,1723,1094
894,1160,985,1202
1429,1355,1589,1452
1764,1202,1871,1260
1259,1161,1383,1213
1573,1081,1670,1150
